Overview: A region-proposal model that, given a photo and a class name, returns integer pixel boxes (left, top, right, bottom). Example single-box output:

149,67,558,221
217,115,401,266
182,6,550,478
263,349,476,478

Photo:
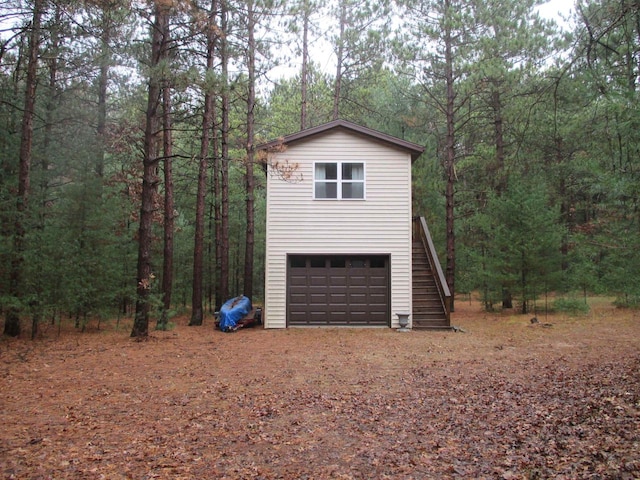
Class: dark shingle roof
257,119,424,163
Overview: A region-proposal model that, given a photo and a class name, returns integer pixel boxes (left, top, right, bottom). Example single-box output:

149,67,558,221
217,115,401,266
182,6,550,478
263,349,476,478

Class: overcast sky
537,0,575,24
269,0,578,83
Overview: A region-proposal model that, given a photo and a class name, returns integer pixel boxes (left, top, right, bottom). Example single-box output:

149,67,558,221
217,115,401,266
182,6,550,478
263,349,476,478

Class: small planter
396,312,411,332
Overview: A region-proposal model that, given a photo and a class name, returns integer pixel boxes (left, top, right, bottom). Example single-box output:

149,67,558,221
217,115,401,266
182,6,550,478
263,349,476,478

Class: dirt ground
1,298,639,479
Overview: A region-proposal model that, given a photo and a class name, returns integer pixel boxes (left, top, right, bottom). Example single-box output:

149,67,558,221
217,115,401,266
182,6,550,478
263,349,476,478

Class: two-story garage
259,119,449,329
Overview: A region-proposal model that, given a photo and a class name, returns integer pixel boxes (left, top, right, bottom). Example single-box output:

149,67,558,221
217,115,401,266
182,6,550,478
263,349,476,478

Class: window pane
350,259,366,268
330,256,346,268
315,163,337,180
342,182,364,199
370,256,386,268
342,163,363,180
290,256,306,268
309,256,325,268
316,182,337,199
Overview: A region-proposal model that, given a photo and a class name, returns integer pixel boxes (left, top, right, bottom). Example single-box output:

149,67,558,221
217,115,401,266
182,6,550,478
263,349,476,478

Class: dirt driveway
1,299,639,479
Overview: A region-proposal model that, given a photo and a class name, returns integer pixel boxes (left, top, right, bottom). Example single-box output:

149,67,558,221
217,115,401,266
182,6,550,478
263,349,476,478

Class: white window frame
313,161,365,200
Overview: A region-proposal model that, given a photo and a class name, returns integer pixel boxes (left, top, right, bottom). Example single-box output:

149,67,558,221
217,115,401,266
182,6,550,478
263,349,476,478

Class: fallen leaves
1,301,639,479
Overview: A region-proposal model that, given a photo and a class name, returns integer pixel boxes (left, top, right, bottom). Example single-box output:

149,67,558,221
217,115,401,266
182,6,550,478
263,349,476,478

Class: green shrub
553,297,590,315
613,295,640,309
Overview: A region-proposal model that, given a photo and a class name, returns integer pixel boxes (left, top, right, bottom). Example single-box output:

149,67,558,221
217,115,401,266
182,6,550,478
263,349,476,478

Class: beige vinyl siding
265,130,413,328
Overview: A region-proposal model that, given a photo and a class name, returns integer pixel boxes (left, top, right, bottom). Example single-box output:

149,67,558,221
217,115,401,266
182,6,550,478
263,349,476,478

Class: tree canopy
1,0,639,336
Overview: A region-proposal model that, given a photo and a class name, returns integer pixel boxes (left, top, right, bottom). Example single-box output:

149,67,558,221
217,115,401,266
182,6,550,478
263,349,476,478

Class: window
330,257,346,268
289,256,306,268
309,256,326,268
314,162,364,199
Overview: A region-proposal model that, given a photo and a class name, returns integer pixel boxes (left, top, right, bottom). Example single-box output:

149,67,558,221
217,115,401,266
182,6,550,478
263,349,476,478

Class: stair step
412,230,450,328
414,302,442,308
413,294,441,299
413,303,443,309
413,318,449,324
414,313,446,320
413,315,448,322
413,287,438,292
412,320,450,329
413,279,437,284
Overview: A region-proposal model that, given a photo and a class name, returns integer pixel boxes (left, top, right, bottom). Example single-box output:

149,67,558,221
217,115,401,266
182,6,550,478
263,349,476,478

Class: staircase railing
414,216,451,324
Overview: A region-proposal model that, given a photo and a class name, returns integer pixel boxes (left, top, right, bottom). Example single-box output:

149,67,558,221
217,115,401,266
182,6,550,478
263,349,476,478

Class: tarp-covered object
218,295,252,332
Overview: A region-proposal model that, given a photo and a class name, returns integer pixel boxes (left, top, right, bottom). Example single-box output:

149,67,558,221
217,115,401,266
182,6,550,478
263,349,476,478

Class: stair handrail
415,216,451,322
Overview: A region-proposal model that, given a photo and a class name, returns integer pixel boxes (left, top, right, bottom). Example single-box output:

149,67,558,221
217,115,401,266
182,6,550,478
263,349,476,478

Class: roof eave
258,119,425,163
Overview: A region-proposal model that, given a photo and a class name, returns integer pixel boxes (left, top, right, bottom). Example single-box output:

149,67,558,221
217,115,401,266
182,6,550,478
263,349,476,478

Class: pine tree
4,0,44,337
131,3,171,338
191,0,218,326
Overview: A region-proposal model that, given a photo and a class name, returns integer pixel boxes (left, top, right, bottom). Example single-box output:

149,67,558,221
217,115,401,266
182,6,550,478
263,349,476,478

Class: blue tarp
218,295,252,332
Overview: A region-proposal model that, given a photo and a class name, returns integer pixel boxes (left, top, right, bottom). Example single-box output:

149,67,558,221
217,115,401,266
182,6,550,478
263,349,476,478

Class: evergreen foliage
552,297,590,315
1,0,639,336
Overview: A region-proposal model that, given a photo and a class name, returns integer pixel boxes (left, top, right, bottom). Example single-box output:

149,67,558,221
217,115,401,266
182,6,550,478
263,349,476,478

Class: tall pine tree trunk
33,3,62,339
443,0,456,312
207,157,216,313
191,0,217,326
213,109,223,312
131,4,168,338
300,0,310,130
492,87,511,309
159,80,174,329
219,0,230,304
243,0,256,299
4,0,44,337
332,1,346,120
210,104,220,313
96,8,111,179
492,88,506,194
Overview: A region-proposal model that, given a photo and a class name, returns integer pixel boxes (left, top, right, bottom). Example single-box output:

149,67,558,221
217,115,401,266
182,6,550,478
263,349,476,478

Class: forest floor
1,297,639,480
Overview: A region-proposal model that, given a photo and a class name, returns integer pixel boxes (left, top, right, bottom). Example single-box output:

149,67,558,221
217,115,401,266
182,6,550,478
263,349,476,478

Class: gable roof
257,119,425,163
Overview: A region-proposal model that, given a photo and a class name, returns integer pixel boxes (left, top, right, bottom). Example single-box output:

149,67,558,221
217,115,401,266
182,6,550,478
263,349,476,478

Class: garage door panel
289,294,307,305
331,277,347,287
289,275,308,286
288,255,389,326
348,307,368,315
349,276,367,286
310,293,328,304
368,313,388,324
329,312,347,322
369,286,387,294
309,275,328,286
329,293,347,304
348,294,367,304
289,312,309,323
369,292,387,301
309,314,330,325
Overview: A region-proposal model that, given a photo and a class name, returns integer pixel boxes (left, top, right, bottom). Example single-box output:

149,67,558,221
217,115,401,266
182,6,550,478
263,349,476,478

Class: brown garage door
287,255,390,326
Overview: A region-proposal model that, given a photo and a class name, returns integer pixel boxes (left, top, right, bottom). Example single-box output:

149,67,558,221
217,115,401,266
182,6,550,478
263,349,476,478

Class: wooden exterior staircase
412,217,452,329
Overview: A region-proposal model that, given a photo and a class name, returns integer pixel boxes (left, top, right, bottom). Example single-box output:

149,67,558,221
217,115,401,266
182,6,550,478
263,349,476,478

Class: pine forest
1,0,640,338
